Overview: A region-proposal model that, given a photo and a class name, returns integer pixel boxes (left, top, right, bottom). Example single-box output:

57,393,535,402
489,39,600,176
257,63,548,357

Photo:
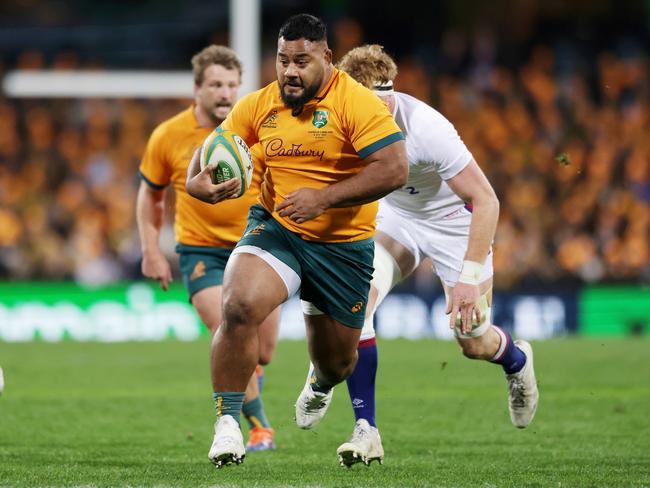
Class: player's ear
323,47,332,65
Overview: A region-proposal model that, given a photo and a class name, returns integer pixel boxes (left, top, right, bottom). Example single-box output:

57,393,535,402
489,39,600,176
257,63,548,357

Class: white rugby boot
337,419,384,467
295,369,334,429
506,340,539,428
208,415,245,468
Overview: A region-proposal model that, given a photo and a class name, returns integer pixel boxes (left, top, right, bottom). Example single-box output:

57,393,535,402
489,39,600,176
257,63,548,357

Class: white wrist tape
458,260,484,285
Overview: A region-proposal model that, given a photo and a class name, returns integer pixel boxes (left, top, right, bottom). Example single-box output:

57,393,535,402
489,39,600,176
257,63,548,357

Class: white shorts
375,201,493,287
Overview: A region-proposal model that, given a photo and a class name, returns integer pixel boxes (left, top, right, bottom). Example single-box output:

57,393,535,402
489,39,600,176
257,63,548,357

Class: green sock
309,370,333,394
213,392,245,424
242,396,271,429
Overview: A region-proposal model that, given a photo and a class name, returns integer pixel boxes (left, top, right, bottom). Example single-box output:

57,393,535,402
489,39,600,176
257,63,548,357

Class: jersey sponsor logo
351,301,364,313
265,138,325,161
312,109,329,128
190,261,206,281
261,109,278,128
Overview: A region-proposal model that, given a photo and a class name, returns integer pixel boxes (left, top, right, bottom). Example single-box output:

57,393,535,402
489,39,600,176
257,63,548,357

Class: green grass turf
0,338,649,487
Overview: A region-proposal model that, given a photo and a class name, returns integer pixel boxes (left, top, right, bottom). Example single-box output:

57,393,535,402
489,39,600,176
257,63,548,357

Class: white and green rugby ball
199,127,254,198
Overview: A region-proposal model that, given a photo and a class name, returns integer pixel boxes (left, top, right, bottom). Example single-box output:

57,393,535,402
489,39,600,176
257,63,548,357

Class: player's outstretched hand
446,282,482,335
275,188,329,224
185,148,241,204
141,250,173,291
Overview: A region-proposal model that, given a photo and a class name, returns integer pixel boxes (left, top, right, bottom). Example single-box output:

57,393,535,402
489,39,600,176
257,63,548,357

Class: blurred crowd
0,29,648,289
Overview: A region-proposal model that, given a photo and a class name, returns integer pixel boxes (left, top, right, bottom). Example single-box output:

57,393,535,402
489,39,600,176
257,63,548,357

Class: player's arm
185,147,242,204
276,140,408,223
326,140,408,207
445,158,500,333
136,180,173,291
187,95,258,204
446,158,499,264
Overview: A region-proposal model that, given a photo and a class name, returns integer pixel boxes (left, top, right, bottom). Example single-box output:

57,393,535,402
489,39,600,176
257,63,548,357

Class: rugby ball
199,127,254,198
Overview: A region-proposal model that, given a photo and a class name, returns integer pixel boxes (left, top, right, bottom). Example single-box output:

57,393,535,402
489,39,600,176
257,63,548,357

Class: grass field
0,338,649,487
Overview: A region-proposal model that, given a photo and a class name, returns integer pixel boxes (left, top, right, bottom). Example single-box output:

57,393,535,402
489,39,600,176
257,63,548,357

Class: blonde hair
191,45,242,85
336,44,398,89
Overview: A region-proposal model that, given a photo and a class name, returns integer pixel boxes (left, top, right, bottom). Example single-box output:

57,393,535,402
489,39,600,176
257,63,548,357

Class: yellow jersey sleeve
221,92,260,148
139,125,172,189
342,81,404,159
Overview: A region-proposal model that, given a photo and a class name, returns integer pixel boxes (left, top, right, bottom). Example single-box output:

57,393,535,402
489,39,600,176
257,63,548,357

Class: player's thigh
257,306,280,365
299,237,375,330
375,201,421,277
416,208,493,286
222,252,289,326
304,313,362,374
177,244,231,294
225,204,301,326
191,285,224,334
367,235,414,318
177,244,231,333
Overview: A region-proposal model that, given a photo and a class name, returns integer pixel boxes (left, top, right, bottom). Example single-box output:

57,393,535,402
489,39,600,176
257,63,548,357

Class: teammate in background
136,45,279,453
317,45,539,467
186,14,408,468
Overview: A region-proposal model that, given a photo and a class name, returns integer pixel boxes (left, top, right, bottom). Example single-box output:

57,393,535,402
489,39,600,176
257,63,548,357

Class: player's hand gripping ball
199,127,254,198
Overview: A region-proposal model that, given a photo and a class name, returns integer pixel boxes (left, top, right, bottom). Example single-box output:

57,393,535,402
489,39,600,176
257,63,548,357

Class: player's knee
315,354,356,385
222,294,258,330
257,346,273,365
318,366,348,385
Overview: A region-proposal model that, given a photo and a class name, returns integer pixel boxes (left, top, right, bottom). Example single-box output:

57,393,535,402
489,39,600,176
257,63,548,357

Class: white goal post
2,0,261,99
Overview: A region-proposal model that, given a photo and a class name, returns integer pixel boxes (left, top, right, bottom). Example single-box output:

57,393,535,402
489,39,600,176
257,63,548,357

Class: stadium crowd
0,32,648,289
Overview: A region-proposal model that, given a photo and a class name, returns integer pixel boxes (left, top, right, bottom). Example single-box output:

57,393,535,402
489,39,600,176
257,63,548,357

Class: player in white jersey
296,45,539,467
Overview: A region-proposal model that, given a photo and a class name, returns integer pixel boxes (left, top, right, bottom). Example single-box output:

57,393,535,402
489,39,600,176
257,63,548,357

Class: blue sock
490,326,526,374
213,392,245,424
345,337,378,427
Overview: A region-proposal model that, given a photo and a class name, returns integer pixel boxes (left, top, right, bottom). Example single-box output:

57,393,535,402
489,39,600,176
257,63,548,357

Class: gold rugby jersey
139,106,263,247
221,68,404,242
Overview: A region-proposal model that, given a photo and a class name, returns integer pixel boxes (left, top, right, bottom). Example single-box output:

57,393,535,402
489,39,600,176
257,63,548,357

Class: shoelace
351,425,370,443
509,377,527,407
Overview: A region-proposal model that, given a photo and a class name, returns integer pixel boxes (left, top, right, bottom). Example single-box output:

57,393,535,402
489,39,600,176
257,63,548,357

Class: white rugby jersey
383,91,473,220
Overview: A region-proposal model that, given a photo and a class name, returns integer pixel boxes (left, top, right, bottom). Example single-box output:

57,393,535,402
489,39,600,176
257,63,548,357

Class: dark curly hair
278,13,327,42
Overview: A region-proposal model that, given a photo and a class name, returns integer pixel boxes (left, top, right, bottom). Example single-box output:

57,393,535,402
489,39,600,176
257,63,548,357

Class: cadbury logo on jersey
265,138,325,161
